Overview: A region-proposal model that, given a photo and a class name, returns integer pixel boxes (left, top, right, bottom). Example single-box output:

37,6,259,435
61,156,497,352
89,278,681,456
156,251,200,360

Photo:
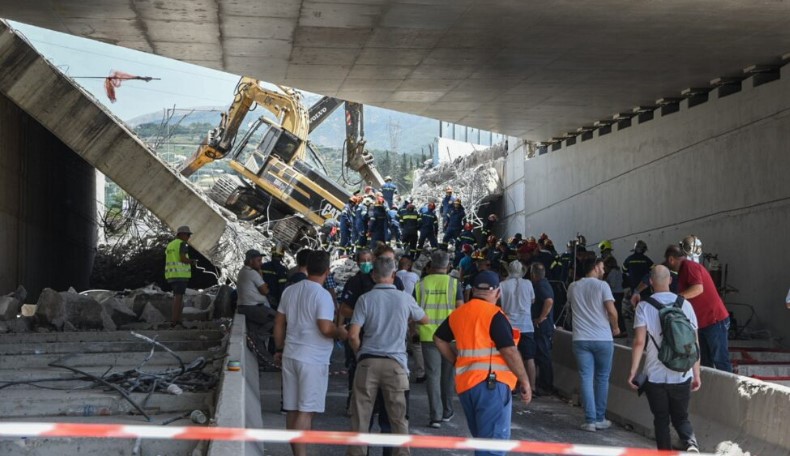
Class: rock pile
0,283,235,334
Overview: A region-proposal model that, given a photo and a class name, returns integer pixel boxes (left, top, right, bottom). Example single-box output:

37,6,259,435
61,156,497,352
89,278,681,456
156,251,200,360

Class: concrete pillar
0,93,96,300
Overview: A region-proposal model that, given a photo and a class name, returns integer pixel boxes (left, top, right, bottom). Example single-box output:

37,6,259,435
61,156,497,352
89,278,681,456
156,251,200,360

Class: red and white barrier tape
0,422,707,455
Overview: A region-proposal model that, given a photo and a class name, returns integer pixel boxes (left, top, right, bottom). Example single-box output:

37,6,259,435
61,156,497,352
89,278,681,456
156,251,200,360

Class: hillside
126,98,439,154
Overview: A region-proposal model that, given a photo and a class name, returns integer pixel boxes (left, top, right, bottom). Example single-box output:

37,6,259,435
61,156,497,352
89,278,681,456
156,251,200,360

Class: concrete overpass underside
1,1,790,140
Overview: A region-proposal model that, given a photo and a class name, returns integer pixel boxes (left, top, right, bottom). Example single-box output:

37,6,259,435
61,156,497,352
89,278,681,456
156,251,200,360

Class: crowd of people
168,192,739,454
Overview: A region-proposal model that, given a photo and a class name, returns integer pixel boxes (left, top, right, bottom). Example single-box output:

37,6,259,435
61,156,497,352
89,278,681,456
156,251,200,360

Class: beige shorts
281,357,329,413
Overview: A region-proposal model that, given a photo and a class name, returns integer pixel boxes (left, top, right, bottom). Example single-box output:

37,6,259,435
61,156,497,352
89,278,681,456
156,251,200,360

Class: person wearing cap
443,199,466,246
414,250,464,429
237,249,276,347
440,186,456,228
164,225,195,326
479,214,497,249
433,270,532,454
416,202,439,259
381,176,398,209
623,240,654,299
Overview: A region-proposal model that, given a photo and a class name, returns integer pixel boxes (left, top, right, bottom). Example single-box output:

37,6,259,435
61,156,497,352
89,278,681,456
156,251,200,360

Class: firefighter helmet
271,243,285,257
384,175,392,181
462,244,474,254
487,235,497,244
407,203,415,211
680,235,702,258
576,234,587,247
427,202,436,210
445,186,453,193
488,214,497,221
598,240,613,252
632,240,648,253
464,222,473,231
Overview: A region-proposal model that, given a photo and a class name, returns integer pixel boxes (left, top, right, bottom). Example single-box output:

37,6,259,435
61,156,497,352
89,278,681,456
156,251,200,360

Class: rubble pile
0,284,235,334
411,143,507,225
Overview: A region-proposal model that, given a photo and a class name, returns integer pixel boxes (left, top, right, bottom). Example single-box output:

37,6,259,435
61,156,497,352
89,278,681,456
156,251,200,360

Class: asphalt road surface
258,346,654,456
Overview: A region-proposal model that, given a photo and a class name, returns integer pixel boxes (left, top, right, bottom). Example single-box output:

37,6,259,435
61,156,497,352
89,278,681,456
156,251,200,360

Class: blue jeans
698,317,732,372
458,380,512,456
572,340,614,423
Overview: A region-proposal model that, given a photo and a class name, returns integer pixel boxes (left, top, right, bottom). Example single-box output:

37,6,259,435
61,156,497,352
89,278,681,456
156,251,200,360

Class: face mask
359,262,373,274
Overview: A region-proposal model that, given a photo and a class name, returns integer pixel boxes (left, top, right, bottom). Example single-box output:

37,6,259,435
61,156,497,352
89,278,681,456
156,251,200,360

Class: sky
9,21,248,121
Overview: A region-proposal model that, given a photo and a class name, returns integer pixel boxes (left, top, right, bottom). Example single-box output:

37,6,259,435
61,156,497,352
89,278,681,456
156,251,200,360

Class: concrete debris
212,285,234,319
0,296,21,321
182,306,211,322
140,302,167,325
331,257,359,287
100,297,138,327
129,288,173,320
189,294,213,311
715,441,751,456
20,304,36,317
411,143,506,227
60,291,109,330
6,285,27,304
34,288,67,330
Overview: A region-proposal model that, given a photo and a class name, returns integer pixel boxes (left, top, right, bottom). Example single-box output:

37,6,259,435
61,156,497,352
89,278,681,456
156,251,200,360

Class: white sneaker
580,423,597,432
594,419,612,430
686,446,700,453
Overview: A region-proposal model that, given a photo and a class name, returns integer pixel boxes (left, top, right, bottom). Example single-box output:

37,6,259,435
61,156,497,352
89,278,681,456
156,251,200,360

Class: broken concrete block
101,310,117,331
4,285,27,303
189,294,212,311
6,316,33,333
182,306,211,322
213,285,234,319
130,292,173,320
35,288,67,330
0,296,21,321
61,291,105,330
20,304,36,317
100,297,137,326
140,302,167,325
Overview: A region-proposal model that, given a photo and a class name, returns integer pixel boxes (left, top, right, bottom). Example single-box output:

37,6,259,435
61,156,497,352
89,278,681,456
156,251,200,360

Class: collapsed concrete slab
0,21,271,285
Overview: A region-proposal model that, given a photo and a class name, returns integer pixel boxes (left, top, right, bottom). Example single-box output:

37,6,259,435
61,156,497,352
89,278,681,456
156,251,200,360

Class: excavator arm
180,77,309,177
344,101,385,188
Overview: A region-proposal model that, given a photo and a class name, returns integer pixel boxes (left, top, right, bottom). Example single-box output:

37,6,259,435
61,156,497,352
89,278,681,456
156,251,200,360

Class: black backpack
644,296,699,373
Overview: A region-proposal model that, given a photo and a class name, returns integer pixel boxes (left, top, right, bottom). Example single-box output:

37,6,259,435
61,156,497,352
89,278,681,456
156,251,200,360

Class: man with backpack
628,265,701,452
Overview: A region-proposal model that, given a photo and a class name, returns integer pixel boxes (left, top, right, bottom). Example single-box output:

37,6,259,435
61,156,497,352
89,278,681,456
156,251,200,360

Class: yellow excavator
180,77,384,247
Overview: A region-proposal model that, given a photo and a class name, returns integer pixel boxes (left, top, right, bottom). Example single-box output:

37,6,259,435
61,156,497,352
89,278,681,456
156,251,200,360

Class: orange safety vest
449,299,519,394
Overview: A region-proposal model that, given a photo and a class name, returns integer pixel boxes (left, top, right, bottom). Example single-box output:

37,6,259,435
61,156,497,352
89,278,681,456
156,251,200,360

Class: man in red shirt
665,245,732,372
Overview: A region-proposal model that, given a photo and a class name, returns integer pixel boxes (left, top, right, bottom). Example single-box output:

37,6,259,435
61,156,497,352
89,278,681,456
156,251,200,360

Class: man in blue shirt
380,176,398,208
529,262,555,395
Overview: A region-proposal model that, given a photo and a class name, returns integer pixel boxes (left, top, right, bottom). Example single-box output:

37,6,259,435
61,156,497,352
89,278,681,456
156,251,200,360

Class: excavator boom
180,77,309,177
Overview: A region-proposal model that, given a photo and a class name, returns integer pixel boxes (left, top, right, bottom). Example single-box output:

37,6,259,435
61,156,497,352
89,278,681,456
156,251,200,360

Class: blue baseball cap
472,270,500,290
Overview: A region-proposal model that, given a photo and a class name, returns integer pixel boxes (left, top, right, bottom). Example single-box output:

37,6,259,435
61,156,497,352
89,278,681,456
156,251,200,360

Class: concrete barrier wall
552,329,790,454
503,62,790,345
208,314,264,456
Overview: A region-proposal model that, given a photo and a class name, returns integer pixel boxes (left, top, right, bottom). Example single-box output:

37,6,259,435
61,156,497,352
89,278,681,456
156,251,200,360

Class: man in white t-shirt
273,250,347,456
567,257,620,432
628,265,700,452
236,249,275,336
500,260,537,391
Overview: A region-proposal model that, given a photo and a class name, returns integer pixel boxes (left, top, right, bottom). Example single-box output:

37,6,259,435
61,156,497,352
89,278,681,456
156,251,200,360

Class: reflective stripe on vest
449,299,517,394
415,275,457,342
164,239,191,280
